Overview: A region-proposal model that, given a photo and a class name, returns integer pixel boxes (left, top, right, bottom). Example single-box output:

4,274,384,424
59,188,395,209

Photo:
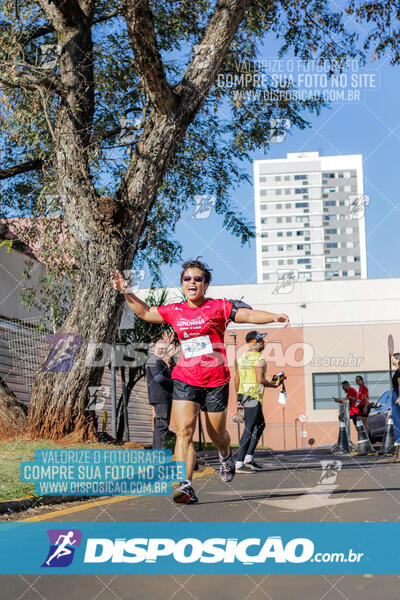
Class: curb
1,462,213,516
0,494,93,516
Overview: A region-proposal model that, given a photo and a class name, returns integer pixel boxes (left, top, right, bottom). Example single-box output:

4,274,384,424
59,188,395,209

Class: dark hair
394,352,400,360
180,258,212,284
355,375,364,384
341,380,349,386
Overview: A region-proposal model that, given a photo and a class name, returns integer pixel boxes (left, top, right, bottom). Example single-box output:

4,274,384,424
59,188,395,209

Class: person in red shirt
356,375,370,434
334,380,359,431
111,259,289,504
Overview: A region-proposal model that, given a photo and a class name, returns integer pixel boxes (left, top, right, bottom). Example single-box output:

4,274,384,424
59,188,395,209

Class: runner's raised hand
274,313,290,328
110,270,129,293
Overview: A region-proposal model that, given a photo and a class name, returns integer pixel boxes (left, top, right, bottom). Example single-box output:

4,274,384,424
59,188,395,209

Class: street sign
388,334,394,356
388,335,395,391
298,414,307,423
301,430,307,438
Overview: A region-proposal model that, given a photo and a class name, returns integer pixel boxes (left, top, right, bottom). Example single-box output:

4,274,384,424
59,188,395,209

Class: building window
261,218,268,224
342,271,348,276
284,175,290,181
287,245,293,250
260,177,266,182
277,217,283,223
263,273,270,280
298,258,311,264
295,174,307,180
286,217,292,223
276,189,282,195
287,231,292,237
261,233,268,238
278,259,284,265
326,242,338,248
324,200,336,206
296,231,305,236
295,202,309,208
285,203,291,209
277,232,283,237
263,260,269,266
276,203,283,209
261,204,268,211
262,245,269,251
275,176,281,181
288,259,293,265
313,372,388,410
326,228,337,234
278,246,284,251
260,190,267,196
295,188,307,194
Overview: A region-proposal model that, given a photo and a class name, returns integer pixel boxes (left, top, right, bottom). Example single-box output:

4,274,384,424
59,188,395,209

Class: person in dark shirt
146,339,173,449
391,353,400,446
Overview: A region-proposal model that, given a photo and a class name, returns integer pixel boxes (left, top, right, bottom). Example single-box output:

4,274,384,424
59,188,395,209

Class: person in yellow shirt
234,331,279,473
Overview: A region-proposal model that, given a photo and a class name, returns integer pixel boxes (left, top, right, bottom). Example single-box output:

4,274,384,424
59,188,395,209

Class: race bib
181,335,213,358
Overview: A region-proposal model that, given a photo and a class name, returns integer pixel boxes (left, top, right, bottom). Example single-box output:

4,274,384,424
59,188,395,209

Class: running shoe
172,482,199,504
235,464,255,474
219,451,235,482
245,460,264,471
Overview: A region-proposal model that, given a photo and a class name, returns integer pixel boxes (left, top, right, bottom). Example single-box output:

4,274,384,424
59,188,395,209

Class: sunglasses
182,276,204,282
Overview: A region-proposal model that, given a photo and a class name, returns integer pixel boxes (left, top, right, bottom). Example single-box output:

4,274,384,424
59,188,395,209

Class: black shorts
172,380,229,412
358,404,371,416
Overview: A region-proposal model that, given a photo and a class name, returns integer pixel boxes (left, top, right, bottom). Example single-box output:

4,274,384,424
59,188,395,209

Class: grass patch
0,437,122,502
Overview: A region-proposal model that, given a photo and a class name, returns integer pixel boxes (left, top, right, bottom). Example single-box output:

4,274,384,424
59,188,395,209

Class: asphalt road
2,448,400,600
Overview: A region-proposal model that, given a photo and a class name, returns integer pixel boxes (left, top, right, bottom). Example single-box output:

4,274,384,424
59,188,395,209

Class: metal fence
0,317,152,444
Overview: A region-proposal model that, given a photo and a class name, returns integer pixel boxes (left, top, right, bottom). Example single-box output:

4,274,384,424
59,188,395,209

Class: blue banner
20,449,185,496
0,522,398,574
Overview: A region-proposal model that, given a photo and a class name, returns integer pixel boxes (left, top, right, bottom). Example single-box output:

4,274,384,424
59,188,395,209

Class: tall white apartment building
254,152,367,283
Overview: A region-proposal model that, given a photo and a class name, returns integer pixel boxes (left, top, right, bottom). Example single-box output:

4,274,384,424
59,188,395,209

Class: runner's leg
171,399,199,481
203,410,230,457
236,405,259,463
246,404,266,457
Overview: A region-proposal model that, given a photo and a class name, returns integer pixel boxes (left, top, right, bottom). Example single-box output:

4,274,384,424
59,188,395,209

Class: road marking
208,485,369,511
256,485,369,511
20,466,214,522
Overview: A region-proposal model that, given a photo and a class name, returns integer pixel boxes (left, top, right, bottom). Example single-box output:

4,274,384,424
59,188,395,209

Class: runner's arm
234,370,240,395
234,308,290,327
110,270,165,323
256,360,279,388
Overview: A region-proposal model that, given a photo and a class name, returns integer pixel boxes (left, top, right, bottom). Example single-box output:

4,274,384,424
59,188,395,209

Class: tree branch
24,10,121,43
0,158,43,181
176,0,252,113
122,0,177,115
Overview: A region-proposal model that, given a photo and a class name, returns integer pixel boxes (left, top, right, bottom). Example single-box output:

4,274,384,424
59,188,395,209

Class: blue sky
149,37,400,290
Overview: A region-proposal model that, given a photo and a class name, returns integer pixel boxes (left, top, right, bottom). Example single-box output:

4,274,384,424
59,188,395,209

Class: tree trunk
27,237,131,441
0,376,27,439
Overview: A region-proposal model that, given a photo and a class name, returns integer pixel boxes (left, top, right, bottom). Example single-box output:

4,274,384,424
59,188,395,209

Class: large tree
1,0,374,440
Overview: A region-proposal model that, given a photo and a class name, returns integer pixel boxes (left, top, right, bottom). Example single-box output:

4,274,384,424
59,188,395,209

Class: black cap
245,331,268,345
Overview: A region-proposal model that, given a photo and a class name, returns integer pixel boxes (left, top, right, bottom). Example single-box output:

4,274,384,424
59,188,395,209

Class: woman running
355,375,371,434
111,259,289,504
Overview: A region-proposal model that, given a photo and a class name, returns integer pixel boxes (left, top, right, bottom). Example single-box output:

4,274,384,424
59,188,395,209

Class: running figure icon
45,531,77,566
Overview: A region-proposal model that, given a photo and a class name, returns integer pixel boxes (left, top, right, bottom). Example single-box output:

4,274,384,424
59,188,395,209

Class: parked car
368,391,391,444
